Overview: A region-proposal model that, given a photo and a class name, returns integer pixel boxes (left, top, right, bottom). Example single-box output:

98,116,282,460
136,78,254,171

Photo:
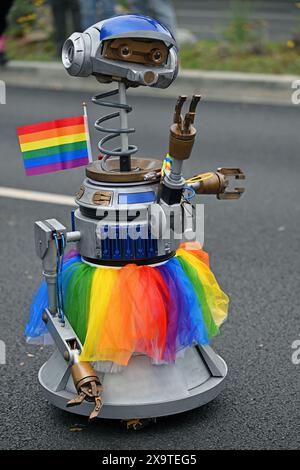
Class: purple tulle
158,257,209,362
64,249,80,261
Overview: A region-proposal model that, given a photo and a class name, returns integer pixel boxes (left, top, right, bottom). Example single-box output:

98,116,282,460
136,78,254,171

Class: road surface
0,86,299,450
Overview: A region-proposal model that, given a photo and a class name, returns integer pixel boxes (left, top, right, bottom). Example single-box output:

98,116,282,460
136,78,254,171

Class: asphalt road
0,87,299,450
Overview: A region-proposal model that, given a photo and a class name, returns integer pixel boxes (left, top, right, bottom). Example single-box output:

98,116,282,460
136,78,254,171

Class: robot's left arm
189,167,245,200
34,220,103,420
161,95,245,205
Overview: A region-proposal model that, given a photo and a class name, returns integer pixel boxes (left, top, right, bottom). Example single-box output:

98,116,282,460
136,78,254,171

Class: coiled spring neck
92,82,138,172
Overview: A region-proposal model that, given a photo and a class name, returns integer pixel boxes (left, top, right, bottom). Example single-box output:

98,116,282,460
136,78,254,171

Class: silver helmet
62,14,178,88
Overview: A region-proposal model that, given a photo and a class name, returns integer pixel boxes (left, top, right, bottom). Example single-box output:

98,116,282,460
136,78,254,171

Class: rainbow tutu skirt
25,244,229,366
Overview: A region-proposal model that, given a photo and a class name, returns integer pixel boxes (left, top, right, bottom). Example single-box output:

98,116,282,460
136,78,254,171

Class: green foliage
289,3,300,48
224,0,267,53
224,0,253,44
118,0,130,9
6,36,56,61
177,0,296,74
7,0,45,38
180,40,300,75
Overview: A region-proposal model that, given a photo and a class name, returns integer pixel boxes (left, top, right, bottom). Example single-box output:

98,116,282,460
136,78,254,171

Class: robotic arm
34,220,102,420
189,167,245,199
161,95,245,205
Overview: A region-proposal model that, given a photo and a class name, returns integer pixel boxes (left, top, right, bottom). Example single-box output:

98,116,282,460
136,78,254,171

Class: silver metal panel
102,356,190,405
41,349,71,392
176,347,211,389
75,210,99,259
45,309,83,359
38,345,227,420
77,178,160,210
198,344,227,378
75,204,181,261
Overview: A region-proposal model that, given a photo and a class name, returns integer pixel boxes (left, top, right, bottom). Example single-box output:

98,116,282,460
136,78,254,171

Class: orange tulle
90,264,168,365
179,242,210,267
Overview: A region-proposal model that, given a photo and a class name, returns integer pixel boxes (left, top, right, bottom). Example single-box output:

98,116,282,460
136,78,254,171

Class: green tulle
177,256,220,339
64,262,95,344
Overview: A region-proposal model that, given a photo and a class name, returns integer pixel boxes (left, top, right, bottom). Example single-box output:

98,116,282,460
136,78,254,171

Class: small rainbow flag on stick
17,110,92,176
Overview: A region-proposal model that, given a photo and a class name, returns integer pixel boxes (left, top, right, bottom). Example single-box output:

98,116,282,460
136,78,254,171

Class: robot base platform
38,345,227,420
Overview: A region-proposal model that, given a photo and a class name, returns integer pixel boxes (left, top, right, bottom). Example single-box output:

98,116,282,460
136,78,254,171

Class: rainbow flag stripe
17,116,91,176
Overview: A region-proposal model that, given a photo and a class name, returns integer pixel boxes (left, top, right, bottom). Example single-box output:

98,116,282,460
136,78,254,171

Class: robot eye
119,45,132,58
150,48,163,63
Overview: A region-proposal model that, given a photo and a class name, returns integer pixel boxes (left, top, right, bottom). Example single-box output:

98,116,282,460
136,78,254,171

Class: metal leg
35,219,103,420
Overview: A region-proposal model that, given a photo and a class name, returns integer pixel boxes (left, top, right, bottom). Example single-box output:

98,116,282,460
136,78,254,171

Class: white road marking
0,186,75,206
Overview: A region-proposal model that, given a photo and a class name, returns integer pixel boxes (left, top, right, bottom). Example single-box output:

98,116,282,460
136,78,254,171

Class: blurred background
1,0,300,74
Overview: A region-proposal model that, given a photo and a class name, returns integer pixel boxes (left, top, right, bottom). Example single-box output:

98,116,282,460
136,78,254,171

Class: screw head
63,351,70,361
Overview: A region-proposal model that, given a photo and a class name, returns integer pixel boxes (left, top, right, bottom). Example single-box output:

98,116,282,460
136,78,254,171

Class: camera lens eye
151,49,163,64
120,45,131,57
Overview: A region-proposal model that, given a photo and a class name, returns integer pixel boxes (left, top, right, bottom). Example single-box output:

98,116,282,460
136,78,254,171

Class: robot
27,15,245,425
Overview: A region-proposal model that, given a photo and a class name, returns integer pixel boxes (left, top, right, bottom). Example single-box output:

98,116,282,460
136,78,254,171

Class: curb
0,60,298,106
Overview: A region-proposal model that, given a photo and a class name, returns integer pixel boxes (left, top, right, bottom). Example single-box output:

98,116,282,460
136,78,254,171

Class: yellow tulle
79,267,118,362
176,248,229,326
81,264,168,366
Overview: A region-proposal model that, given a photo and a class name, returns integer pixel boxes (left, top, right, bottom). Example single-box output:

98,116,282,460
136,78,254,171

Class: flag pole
83,102,94,162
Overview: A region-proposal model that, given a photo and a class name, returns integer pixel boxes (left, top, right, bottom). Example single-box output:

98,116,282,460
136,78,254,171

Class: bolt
63,351,70,361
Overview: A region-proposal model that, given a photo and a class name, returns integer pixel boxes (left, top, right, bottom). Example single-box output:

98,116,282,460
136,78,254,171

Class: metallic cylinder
192,172,227,195
42,239,57,314
70,362,100,392
169,158,183,182
118,81,131,171
66,231,81,243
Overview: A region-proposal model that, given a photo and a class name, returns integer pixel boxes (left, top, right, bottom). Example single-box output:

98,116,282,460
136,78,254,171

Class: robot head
62,14,178,88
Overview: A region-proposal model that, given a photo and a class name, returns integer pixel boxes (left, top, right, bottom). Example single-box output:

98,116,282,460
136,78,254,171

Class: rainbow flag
17,115,92,176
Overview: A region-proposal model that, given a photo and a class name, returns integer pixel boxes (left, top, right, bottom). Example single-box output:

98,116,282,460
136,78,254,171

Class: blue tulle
25,254,81,338
61,261,83,298
25,280,49,338
158,257,209,361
